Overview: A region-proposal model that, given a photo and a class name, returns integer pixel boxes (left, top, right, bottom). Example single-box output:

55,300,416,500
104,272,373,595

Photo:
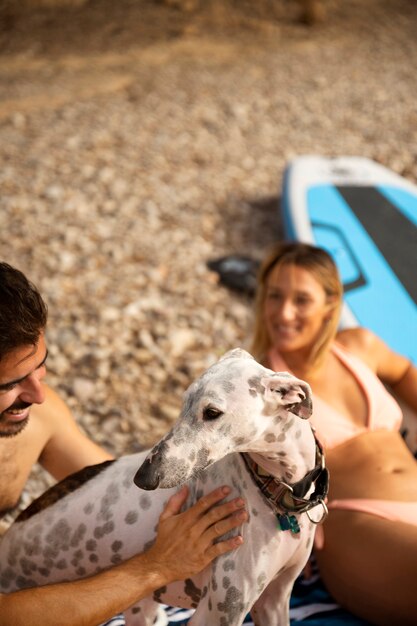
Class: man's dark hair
0,262,48,361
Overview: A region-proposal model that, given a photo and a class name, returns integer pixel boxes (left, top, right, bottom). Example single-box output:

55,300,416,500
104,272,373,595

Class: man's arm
0,485,247,626
37,384,114,480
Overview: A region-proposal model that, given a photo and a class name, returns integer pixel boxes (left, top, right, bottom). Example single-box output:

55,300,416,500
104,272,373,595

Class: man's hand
0,488,245,626
146,485,247,583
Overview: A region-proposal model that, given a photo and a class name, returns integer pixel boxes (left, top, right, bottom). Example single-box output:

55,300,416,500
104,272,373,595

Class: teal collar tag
277,513,300,534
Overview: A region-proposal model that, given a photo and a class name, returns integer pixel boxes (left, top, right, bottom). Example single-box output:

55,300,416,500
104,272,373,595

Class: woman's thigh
315,510,417,626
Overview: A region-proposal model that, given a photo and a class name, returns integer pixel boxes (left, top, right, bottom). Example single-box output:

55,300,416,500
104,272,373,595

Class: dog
0,349,328,625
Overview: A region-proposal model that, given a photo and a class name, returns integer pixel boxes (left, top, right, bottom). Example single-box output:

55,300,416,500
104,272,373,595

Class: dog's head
134,348,313,489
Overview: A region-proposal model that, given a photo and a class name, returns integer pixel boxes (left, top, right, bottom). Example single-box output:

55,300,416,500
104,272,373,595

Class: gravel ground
0,0,416,517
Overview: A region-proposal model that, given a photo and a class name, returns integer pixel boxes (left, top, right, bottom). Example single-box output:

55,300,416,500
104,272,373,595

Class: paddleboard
281,155,417,452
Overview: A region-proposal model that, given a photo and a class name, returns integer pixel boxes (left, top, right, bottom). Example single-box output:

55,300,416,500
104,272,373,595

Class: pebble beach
0,0,416,519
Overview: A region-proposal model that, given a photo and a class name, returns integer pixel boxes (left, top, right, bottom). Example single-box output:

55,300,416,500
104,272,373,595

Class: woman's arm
0,485,247,626
337,327,417,411
389,361,417,412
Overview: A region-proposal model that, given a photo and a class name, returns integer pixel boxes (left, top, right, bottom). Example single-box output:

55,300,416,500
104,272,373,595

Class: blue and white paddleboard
282,156,417,453
282,155,417,364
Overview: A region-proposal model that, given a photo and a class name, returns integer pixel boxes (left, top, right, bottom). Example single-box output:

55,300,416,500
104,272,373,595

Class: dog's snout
134,458,161,490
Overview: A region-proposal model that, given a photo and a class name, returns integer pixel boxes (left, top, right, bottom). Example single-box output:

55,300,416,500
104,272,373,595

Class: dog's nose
134,458,161,490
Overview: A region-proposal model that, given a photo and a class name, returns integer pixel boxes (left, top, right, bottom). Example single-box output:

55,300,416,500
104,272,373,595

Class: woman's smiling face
263,263,332,355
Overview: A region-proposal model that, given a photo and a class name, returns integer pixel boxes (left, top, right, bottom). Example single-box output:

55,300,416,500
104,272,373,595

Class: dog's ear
219,348,254,362
261,374,313,419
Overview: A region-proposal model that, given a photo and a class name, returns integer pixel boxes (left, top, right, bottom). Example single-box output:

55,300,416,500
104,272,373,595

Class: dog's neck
246,421,316,484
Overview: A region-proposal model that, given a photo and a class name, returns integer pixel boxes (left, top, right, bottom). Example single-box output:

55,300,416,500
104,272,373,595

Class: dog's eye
203,407,223,421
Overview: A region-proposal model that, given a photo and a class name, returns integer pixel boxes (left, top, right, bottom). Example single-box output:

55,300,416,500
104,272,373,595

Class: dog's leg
124,598,165,626
250,563,303,626
188,593,251,626
185,554,255,626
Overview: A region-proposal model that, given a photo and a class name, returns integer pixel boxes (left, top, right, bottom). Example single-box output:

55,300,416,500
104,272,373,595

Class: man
0,337,113,516
0,262,247,625
0,261,113,515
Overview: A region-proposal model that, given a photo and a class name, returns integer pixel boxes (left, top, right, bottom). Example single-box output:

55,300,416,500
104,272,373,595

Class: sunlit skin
261,259,417,625
0,335,47,438
263,264,333,366
0,334,249,624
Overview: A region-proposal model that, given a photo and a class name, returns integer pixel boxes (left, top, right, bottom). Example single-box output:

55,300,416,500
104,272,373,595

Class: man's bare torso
0,406,49,514
0,384,112,518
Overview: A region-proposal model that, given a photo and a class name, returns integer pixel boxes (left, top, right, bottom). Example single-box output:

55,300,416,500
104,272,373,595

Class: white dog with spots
0,349,328,625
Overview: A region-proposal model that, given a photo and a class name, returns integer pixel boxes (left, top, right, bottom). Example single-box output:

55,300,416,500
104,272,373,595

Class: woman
250,242,417,626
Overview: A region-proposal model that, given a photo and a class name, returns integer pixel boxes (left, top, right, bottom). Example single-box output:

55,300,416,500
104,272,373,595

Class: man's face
0,334,48,438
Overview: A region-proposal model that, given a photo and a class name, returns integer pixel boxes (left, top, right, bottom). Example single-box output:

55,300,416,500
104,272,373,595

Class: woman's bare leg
315,511,417,626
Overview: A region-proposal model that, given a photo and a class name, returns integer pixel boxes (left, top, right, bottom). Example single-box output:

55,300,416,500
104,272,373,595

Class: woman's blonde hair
250,242,343,368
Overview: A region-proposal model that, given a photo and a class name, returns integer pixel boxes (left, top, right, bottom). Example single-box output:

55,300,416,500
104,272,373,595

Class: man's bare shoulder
35,384,113,480
31,384,74,429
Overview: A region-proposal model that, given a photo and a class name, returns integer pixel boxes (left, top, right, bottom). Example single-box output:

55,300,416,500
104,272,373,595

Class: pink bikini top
268,343,403,450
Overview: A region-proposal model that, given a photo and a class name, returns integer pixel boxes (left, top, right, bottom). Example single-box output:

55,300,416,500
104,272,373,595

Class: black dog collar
242,430,329,525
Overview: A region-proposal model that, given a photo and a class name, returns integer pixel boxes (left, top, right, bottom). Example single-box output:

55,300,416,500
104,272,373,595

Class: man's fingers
153,486,247,579
206,534,244,561
194,495,247,537
190,485,232,518
159,485,247,548
209,508,248,541
159,485,189,521
160,485,234,526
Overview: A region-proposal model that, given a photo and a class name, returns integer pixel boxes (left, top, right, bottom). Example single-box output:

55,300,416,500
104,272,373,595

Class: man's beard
0,401,31,438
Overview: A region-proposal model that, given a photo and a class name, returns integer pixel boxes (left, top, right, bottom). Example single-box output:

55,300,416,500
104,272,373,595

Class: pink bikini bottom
315,499,417,549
